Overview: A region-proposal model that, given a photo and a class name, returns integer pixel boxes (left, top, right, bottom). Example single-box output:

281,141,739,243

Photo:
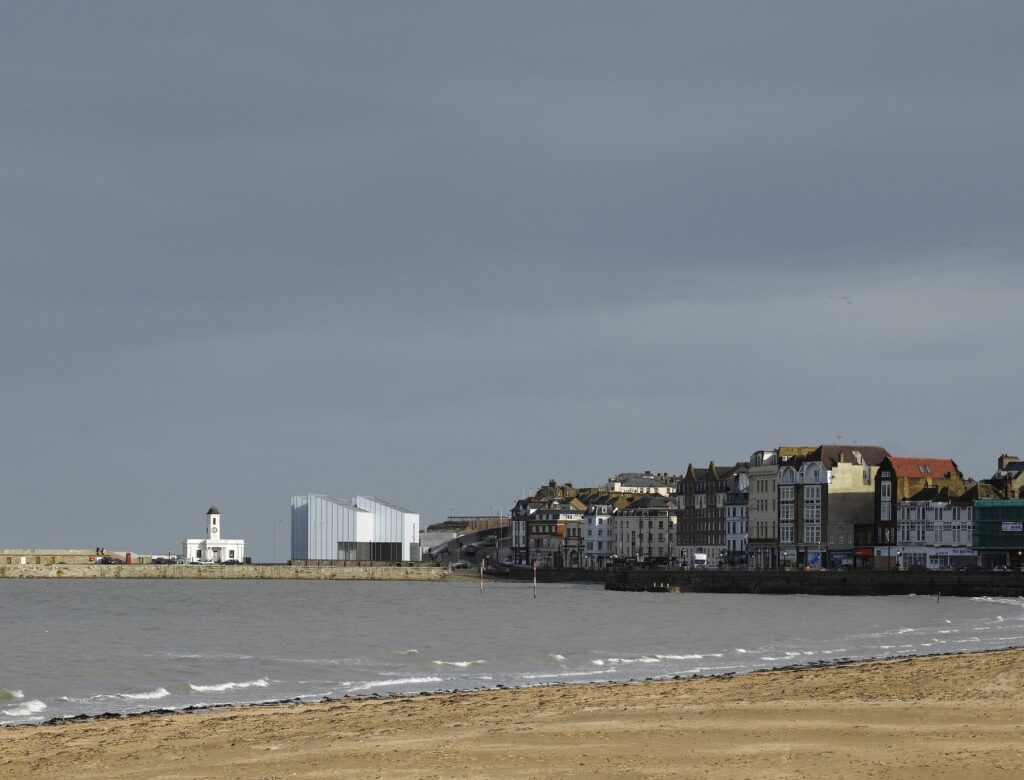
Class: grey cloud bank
1,2,1021,557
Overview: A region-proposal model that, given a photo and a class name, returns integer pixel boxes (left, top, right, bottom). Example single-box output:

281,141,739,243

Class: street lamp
273,516,287,563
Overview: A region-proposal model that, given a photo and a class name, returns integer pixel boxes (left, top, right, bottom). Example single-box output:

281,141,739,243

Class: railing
289,559,443,568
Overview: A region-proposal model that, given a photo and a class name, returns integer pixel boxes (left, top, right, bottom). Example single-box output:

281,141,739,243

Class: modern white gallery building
290,494,421,562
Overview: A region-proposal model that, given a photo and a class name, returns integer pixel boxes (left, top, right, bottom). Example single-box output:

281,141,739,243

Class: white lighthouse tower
184,505,245,564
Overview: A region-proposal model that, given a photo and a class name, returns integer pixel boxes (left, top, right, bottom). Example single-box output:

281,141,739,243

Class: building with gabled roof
989,454,1024,499
872,456,965,569
676,461,748,568
776,445,889,570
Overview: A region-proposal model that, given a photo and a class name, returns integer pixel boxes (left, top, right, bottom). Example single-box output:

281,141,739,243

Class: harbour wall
493,568,1024,597
0,563,447,581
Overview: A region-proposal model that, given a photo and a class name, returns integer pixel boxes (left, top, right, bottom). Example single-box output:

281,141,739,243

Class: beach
3,648,1023,779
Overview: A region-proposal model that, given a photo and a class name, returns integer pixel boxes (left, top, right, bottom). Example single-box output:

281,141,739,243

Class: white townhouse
724,472,749,566
582,502,615,568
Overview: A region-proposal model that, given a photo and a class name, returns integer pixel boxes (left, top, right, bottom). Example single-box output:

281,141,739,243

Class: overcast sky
2,2,1021,559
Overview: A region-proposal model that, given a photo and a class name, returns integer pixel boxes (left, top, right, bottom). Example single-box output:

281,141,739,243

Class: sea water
2,579,1022,726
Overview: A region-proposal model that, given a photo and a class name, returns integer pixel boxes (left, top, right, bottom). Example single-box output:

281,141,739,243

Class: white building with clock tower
184,506,246,563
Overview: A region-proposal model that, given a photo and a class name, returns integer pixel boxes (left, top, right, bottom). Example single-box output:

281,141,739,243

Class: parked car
96,556,118,565
451,560,471,569
220,559,242,565
992,565,1010,572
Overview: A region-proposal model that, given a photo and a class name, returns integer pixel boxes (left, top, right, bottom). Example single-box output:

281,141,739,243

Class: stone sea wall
490,567,1024,597
0,563,448,581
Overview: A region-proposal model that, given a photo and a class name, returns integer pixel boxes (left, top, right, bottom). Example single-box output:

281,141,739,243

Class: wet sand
3,648,1024,779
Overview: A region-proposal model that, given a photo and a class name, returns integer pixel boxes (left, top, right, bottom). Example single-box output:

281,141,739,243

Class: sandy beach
3,648,1024,779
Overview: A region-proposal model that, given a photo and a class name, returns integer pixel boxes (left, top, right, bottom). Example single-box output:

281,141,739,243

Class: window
229,550,235,559
780,486,794,501
780,523,795,544
804,524,820,544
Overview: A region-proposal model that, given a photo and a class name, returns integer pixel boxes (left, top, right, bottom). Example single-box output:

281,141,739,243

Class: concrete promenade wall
608,569,1024,597
0,564,447,581
494,567,1024,597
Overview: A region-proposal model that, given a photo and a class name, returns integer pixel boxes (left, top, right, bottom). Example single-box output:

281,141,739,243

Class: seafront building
581,500,616,568
872,456,965,569
525,500,585,567
972,498,1024,569
776,445,889,570
877,487,984,570
676,462,747,568
724,471,749,567
747,449,782,569
290,494,420,562
184,506,245,564
499,449,1024,572
614,495,676,562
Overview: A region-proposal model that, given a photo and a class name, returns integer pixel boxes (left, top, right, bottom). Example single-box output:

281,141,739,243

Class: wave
546,654,566,662
188,678,270,693
0,689,24,701
432,660,486,668
2,700,47,718
105,688,171,701
345,676,442,693
396,649,419,656
520,670,607,680
590,652,724,667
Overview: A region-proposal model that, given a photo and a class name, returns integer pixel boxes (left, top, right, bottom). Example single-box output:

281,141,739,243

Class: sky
2,2,1021,560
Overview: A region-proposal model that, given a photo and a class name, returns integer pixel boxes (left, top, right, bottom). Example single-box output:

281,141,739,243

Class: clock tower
207,506,221,542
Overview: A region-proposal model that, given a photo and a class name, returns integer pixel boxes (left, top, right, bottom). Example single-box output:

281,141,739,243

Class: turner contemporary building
290,494,421,562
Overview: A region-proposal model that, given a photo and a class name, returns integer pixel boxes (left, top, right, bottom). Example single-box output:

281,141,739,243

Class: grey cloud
1,2,1022,555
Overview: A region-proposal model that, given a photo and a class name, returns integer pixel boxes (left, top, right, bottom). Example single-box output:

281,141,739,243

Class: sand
3,648,1024,779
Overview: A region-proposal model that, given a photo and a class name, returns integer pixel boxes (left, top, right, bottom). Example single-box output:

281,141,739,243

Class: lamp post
273,516,287,564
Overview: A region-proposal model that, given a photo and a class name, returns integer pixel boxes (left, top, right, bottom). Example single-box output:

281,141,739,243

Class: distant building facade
973,499,1024,570
614,495,676,561
872,457,965,569
724,472,749,567
875,487,980,570
676,462,746,568
778,445,889,570
605,472,676,496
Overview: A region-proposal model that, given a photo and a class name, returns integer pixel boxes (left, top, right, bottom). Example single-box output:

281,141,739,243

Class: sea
2,579,1023,727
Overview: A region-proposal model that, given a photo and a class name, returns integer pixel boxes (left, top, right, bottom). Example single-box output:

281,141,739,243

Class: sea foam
432,660,486,668
1,700,46,717
188,678,270,693
345,676,442,692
